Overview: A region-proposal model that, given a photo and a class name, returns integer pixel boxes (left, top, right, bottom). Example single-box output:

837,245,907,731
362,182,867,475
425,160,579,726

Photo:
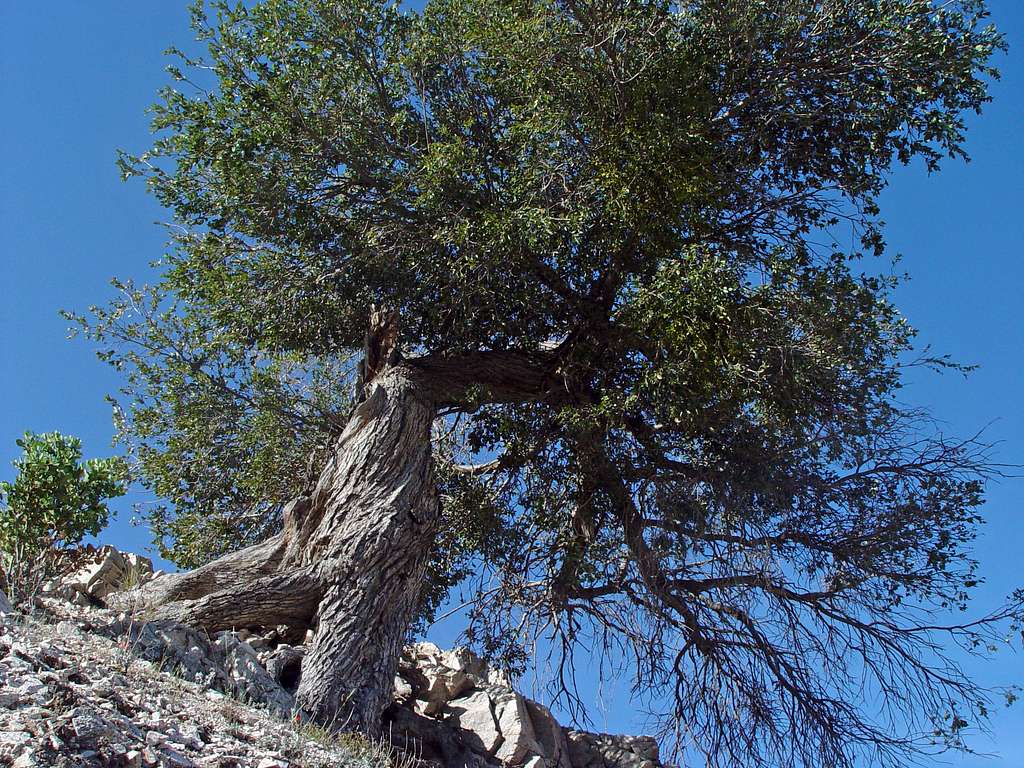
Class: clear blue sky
1,3,1021,765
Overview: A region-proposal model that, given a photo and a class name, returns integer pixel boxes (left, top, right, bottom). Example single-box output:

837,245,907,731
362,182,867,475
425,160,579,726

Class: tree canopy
73,0,1019,765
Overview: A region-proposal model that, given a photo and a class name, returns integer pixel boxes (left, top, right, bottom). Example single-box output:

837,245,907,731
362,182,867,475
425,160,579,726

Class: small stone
125,750,143,768
0,731,33,747
59,545,145,600
244,636,270,652
146,730,166,746
72,709,115,741
394,675,413,701
159,746,196,767
108,714,145,741
173,723,204,749
255,759,287,768
221,638,293,715
1,657,34,674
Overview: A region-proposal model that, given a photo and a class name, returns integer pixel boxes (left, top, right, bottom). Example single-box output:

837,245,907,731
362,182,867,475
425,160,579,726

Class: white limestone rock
446,689,504,755
394,674,413,702
525,699,573,768
49,545,155,603
402,641,477,714
490,688,543,765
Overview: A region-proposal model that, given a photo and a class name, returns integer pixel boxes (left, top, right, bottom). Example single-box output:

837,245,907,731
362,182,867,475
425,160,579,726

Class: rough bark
144,369,438,731
294,366,439,732
139,314,561,735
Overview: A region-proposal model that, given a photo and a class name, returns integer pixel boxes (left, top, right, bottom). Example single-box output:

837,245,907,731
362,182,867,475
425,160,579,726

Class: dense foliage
73,0,1017,765
0,432,128,598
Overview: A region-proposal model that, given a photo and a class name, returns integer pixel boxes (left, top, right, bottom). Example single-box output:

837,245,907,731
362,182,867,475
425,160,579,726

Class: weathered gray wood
294,366,439,733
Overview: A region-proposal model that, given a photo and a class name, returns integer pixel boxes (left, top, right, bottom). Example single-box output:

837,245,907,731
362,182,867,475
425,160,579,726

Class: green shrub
0,431,128,601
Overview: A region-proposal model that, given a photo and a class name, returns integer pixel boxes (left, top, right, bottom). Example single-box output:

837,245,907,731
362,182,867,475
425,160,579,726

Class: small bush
0,431,128,602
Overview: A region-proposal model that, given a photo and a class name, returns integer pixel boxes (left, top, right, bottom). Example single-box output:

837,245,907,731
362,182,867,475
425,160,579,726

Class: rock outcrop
388,642,659,768
40,545,160,606
0,613,380,768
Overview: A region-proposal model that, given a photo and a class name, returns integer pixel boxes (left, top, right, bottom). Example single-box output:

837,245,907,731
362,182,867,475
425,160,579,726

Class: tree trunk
293,367,439,732
143,354,440,735
139,313,559,735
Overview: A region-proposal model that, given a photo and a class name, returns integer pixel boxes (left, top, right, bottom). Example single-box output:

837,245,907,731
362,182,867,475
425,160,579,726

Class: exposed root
150,568,323,639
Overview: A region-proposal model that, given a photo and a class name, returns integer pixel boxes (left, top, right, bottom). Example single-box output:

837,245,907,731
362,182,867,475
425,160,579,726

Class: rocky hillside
0,607,377,768
0,548,666,768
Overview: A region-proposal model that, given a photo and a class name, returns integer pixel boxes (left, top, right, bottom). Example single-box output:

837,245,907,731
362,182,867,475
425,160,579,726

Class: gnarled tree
74,0,1019,765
